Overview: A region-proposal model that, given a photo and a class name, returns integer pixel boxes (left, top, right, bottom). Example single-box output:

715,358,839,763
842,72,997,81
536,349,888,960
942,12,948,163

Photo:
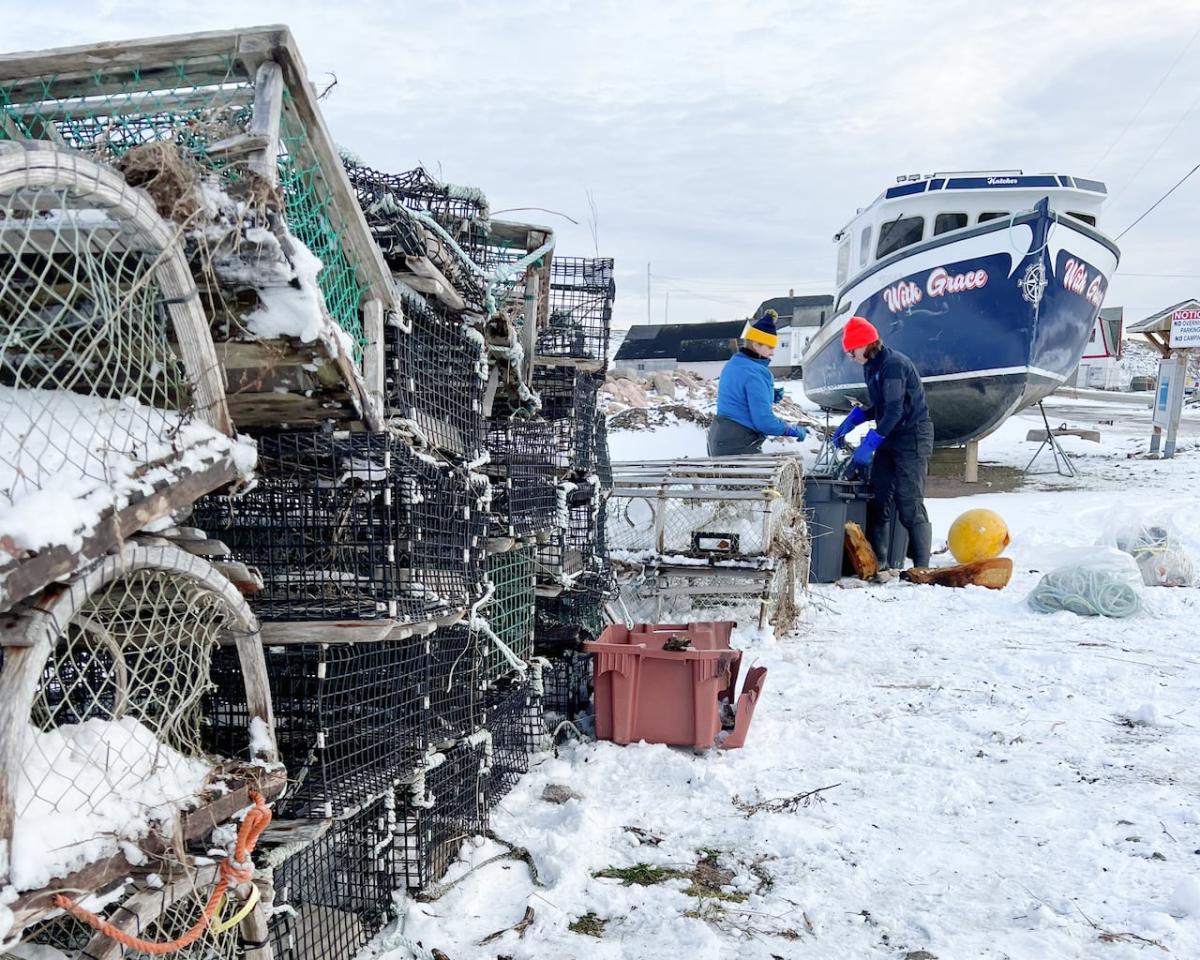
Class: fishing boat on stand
800,171,1121,445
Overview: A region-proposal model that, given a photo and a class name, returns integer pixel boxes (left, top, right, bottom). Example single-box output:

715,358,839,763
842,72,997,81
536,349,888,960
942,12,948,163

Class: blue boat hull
801,205,1120,446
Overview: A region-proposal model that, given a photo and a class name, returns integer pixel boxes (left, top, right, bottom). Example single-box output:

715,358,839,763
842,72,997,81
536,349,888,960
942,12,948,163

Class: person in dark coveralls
707,310,808,456
830,315,934,569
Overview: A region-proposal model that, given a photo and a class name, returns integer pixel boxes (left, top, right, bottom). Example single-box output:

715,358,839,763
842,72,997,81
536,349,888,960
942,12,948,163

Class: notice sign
1168,306,1200,347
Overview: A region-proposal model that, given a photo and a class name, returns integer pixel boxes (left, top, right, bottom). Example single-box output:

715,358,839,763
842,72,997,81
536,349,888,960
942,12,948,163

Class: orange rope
52,792,272,955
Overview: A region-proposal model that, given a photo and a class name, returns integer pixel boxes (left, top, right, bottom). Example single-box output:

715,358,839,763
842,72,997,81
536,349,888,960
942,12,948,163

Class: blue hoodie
715,350,792,437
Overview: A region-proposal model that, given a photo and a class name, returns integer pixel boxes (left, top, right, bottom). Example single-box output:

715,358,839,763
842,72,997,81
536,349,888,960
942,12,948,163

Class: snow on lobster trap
606,456,810,632
0,540,282,945
0,141,249,613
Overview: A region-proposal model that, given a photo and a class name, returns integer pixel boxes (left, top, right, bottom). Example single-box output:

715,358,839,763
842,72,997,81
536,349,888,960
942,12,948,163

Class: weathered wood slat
0,448,241,618
246,59,283,185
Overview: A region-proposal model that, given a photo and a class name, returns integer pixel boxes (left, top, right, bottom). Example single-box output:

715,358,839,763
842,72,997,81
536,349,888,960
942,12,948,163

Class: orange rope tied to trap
52,792,273,955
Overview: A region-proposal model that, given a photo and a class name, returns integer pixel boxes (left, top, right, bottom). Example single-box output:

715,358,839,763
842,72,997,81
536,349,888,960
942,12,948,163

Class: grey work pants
707,415,766,457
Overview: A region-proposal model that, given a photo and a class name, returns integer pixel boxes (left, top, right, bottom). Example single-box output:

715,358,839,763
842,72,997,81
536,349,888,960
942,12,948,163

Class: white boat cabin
833,170,1109,292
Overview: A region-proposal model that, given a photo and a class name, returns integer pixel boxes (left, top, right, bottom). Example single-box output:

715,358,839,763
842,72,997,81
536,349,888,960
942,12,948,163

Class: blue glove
850,429,884,469
773,386,785,404
783,424,808,440
830,406,867,449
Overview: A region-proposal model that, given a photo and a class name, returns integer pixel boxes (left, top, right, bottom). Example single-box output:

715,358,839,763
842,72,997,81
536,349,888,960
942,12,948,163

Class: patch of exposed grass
568,912,608,938
592,863,689,886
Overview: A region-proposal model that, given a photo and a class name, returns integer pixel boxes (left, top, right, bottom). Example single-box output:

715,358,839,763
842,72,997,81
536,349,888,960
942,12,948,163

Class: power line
1115,158,1200,240
1093,24,1200,169
1116,272,1200,279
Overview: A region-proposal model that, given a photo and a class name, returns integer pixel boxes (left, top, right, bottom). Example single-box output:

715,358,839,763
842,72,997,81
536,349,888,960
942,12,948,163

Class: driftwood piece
843,522,879,579
901,557,1013,590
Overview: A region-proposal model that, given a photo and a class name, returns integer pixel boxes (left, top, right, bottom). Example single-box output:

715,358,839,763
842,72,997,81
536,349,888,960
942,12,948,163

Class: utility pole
665,290,669,323
646,262,651,325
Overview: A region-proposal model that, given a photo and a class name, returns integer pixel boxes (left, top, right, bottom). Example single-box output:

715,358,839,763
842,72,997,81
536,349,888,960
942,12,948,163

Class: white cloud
4,0,1200,325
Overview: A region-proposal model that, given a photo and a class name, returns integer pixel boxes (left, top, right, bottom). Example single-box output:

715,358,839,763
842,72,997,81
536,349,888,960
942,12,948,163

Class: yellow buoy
947,508,1011,563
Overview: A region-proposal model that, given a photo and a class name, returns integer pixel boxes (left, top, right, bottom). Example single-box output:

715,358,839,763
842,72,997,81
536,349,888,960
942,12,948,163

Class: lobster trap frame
0,540,282,936
0,142,247,614
535,257,614,371
606,455,809,632
532,365,601,475
482,678,542,806
0,26,398,422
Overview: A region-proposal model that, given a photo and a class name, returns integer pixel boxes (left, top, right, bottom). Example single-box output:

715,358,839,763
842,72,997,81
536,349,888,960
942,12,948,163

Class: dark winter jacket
862,346,931,439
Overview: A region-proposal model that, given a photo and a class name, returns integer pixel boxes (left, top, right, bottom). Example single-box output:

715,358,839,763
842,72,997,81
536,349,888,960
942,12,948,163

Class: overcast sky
5,0,1200,329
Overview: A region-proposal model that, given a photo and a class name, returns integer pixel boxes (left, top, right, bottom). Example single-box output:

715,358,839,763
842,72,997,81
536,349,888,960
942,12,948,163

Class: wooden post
234,626,279,764
362,298,385,415
246,60,284,185
521,234,542,387
964,440,979,483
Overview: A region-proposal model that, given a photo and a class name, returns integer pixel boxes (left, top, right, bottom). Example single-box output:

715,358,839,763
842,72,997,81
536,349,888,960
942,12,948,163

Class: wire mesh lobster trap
537,483,607,584
191,430,486,623
205,635,427,819
391,735,490,892
427,624,478,747
260,796,395,960
606,456,810,632
342,158,489,309
483,417,561,537
385,286,486,461
532,365,600,476
537,651,593,727
536,257,614,369
482,678,542,806
0,28,397,366
0,541,277,906
479,545,536,686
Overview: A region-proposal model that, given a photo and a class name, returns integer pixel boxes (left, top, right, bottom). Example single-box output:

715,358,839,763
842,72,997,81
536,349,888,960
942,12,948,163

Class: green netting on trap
0,54,370,360
480,546,535,686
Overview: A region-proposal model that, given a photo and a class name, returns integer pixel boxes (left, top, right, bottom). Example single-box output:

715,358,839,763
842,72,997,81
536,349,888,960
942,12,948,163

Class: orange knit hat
841,316,879,351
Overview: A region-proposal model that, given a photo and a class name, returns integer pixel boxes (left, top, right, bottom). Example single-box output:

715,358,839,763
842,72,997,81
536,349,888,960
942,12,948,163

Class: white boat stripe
817,365,1068,393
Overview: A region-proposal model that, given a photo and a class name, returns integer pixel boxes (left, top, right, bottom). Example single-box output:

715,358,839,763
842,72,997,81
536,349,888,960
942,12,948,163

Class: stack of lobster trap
0,24,615,960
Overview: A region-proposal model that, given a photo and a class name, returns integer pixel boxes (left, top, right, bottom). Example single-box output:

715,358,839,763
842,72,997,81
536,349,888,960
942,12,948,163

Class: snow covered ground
374,388,1200,960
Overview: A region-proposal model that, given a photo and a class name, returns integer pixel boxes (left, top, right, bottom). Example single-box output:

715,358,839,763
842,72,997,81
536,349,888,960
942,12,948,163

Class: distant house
1072,306,1126,389
612,320,745,379
753,294,835,372
612,293,835,380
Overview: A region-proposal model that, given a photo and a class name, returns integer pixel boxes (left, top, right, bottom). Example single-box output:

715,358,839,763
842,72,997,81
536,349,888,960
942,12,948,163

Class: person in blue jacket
707,310,808,456
830,315,934,568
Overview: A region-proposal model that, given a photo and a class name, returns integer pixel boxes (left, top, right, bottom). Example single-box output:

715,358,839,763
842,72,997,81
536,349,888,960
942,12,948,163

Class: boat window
978,211,1009,223
876,216,924,259
858,226,872,266
1067,211,1097,227
934,213,968,235
837,239,850,286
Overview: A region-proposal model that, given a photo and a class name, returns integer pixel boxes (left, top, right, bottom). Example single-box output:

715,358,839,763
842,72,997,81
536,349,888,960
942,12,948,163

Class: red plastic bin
584,621,766,749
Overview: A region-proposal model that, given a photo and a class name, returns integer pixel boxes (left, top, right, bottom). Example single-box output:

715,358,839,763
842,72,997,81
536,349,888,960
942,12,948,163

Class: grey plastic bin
802,477,870,582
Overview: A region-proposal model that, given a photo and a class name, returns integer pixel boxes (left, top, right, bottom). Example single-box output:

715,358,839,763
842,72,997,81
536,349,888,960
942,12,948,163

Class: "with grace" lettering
883,266,989,313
